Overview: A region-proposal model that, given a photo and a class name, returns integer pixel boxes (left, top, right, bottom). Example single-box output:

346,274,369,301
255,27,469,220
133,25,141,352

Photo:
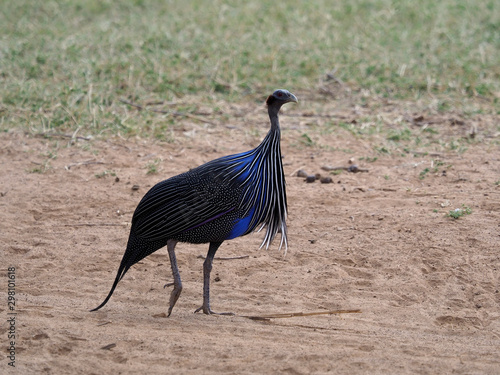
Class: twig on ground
105,140,132,152
286,113,340,118
65,160,106,169
408,150,445,157
36,132,92,141
321,165,369,173
97,321,112,327
144,100,177,106
197,255,250,261
240,309,361,321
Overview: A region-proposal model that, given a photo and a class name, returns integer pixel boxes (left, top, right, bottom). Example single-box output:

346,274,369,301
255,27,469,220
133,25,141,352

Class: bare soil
2,96,499,374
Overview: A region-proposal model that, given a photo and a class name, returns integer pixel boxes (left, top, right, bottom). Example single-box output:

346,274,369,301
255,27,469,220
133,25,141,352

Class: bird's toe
194,305,234,316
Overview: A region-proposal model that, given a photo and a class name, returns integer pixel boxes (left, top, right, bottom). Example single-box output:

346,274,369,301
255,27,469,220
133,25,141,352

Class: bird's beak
288,93,298,103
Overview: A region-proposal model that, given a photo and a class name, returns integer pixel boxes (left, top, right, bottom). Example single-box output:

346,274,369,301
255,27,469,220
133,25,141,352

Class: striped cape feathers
131,127,288,251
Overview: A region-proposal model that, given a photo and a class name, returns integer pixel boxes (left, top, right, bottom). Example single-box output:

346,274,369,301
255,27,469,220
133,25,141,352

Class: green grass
1,0,499,136
300,133,315,147
146,158,162,175
419,167,431,179
95,170,116,178
447,205,472,219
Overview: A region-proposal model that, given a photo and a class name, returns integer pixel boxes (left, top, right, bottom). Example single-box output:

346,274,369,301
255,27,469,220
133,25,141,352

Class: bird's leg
165,239,182,317
195,242,234,315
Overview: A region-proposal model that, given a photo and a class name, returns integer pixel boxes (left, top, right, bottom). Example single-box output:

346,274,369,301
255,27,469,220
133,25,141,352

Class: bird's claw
164,282,174,289
194,305,234,316
166,282,182,317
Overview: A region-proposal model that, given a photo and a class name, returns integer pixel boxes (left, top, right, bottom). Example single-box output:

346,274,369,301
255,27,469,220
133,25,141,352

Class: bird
91,89,298,316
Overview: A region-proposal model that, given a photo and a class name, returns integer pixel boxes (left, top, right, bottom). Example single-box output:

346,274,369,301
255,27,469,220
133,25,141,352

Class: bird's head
266,89,298,107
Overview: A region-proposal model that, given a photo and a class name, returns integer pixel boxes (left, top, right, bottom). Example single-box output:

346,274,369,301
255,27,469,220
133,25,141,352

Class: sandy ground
1,95,500,374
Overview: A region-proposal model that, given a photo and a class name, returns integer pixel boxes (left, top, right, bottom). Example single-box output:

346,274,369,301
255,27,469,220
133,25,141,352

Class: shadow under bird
91,89,298,316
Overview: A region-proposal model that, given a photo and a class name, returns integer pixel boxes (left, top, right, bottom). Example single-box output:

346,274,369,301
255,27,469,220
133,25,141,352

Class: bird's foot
166,283,182,317
164,282,174,289
194,305,234,316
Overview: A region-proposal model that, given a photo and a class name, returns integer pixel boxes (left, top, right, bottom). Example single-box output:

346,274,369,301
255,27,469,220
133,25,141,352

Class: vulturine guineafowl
91,89,298,316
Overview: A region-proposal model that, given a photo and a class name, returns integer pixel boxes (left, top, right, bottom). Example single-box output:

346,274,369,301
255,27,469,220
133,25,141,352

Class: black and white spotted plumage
91,89,297,315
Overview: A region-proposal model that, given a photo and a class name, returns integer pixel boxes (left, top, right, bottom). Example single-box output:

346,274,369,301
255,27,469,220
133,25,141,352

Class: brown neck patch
266,95,276,106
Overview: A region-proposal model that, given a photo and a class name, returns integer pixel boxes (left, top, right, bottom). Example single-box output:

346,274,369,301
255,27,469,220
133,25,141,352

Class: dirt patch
1,98,499,374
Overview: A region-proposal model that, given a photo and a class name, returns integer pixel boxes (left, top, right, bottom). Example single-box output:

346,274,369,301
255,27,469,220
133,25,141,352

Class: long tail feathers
90,262,130,312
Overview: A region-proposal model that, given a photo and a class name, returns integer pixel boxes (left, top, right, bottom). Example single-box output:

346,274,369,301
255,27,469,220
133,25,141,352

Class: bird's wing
131,167,239,241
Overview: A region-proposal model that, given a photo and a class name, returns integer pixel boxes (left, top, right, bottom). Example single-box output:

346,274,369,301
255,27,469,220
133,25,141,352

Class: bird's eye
277,92,283,97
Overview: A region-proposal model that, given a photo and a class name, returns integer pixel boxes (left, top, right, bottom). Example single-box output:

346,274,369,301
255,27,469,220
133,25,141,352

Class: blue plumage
227,207,256,240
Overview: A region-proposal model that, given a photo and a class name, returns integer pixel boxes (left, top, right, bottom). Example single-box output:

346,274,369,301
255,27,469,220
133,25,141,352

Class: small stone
320,176,333,184
33,333,49,340
348,165,359,173
131,184,140,191
152,313,168,318
305,175,316,183
297,169,309,178
101,343,117,350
